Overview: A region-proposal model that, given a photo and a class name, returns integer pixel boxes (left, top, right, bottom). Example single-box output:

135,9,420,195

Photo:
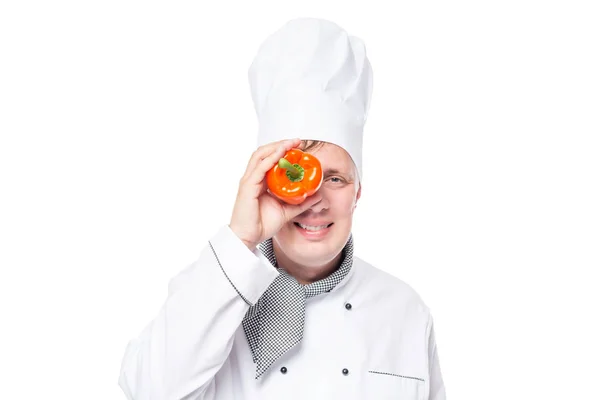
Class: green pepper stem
278,158,301,179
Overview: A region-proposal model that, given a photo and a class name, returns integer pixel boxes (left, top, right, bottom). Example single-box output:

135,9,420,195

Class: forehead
305,142,355,176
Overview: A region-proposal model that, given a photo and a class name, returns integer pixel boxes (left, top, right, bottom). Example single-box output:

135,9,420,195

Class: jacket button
342,368,349,375
345,303,352,310
280,367,287,374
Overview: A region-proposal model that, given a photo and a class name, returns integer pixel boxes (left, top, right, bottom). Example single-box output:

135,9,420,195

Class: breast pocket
364,370,425,400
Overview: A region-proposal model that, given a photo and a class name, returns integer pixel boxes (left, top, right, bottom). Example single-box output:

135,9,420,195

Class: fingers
281,192,324,222
243,138,300,181
245,138,301,185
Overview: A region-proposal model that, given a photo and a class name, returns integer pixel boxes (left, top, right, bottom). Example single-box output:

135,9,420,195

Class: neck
272,241,343,285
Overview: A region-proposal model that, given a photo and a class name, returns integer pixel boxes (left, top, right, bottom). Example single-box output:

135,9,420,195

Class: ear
354,182,362,208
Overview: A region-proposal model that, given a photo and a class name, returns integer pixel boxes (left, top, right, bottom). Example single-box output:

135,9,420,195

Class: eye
327,176,345,184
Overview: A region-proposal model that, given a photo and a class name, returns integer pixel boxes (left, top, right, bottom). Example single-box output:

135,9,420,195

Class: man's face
273,142,361,270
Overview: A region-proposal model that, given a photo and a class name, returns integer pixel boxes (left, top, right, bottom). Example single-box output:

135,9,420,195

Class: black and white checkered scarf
242,234,354,379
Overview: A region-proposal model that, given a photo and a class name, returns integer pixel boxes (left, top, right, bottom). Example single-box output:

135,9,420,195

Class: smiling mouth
293,222,334,231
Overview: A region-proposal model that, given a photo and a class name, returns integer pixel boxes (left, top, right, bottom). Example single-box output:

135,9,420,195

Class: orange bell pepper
266,148,323,205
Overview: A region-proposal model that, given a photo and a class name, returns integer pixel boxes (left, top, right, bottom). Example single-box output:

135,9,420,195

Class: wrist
228,224,257,250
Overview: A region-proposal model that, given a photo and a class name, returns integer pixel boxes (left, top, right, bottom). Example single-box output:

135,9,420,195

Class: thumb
282,193,323,222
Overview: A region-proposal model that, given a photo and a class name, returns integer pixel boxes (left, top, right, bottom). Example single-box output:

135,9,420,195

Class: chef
118,17,446,400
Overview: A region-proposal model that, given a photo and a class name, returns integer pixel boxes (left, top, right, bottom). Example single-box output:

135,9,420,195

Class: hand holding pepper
266,148,323,205
229,139,323,250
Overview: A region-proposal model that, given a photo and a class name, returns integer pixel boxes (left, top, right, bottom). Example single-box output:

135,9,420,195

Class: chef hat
248,17,373,181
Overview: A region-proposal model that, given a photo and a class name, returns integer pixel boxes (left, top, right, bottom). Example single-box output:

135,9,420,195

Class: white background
1,0,599,398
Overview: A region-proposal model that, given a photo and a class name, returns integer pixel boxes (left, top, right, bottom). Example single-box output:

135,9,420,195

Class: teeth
297,222,330,231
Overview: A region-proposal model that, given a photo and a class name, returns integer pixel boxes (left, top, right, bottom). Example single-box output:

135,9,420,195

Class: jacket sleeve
117,225,279,400
427,313,446,400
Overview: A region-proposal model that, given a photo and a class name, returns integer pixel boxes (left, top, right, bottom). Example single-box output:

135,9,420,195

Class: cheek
328,190,356,216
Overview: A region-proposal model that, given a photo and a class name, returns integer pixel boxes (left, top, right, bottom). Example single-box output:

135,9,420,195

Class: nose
308,192,329,213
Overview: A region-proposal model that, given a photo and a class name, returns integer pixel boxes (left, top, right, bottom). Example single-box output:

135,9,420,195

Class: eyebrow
324,168,352,178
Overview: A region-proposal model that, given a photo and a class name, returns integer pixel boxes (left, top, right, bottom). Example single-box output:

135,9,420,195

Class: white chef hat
248,17,373,182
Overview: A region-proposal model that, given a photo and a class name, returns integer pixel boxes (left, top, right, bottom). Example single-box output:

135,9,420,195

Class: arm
427,313,446,400
117,225,279,400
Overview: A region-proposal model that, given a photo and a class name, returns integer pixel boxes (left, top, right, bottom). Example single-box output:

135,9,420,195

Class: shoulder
349,256,432,317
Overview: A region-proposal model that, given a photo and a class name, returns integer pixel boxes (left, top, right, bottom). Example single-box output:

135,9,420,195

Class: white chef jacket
118,225,446,399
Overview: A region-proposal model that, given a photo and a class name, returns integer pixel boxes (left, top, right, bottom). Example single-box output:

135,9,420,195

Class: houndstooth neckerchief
242,234,354,379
